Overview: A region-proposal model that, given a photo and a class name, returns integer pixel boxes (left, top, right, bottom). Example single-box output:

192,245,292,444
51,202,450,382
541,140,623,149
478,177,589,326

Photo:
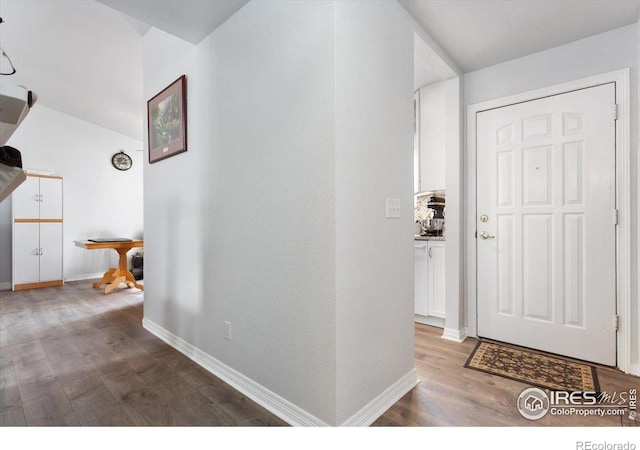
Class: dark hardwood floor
1,281,638,426
0,281,287,426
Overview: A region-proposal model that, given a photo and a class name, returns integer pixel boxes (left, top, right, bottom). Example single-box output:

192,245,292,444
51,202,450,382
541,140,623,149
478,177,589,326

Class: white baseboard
630,364,640,377
64,272,105,282
340,369,418,427
414,315,445,328
441,327,467,343
0,281,11,291
142,318,330,426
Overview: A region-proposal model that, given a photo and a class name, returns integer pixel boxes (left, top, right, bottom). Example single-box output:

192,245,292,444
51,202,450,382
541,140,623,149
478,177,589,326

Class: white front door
476,83,617,366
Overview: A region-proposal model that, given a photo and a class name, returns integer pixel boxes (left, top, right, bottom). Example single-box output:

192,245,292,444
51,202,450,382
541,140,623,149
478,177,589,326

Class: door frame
465,69,632,373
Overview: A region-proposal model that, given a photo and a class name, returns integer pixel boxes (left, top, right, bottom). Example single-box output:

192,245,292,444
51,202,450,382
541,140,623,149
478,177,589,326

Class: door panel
414,243,429,317
13,223,40,285
12,177,39,219
427,241,446,319
39,223,62,281
39,178,63,219
477,83,616,366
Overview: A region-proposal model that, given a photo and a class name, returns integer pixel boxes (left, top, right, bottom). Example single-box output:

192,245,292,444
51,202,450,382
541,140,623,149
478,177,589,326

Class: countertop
414,235,445,241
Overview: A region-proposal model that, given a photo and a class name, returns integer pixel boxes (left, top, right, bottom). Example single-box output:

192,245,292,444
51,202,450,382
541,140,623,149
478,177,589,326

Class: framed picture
147,75,187,164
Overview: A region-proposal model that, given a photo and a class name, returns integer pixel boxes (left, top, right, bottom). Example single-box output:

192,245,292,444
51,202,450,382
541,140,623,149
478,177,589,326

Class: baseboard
414,315,445,328
441,327,467,343
630,364,640,377
142,318,330,426
64,272,105,282
340,369,418,427
14,280,63,291
0,281,10,291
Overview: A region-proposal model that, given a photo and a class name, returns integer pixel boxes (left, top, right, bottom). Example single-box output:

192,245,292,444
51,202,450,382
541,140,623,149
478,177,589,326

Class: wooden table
74,240,144,294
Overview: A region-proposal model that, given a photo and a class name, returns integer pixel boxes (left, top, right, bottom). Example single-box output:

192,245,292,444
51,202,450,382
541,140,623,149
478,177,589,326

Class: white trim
340,370,418,427
0,281,10,291
414,315,444,328
142,318,330,426
64,272,106,282
441,327,467,343
630,364,640,378
466,69,632,373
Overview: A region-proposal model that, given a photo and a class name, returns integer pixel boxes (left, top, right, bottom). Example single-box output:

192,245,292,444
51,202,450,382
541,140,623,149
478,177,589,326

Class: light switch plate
386,198,400,218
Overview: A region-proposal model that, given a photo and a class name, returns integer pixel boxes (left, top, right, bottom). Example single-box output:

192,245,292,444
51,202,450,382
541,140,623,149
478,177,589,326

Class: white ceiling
0,0,148,140
95,0,248,44
1,0,638,140
401,0,640,73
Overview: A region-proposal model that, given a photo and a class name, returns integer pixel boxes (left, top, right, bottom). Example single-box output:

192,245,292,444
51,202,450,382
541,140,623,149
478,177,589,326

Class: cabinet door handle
33,248,39,255
39,194,43,202
39,248,43,256
33,195,39,202
428,247,432,258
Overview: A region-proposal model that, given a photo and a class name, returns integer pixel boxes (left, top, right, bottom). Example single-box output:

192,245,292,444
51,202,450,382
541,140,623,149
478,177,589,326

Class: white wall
143,0,417,425
0,104,143,285
464,23,639,370
334,0,416,424
143,2,338,424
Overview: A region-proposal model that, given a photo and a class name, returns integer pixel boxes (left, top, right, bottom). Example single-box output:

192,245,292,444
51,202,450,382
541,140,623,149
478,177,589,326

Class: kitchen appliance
419,194,445,236
427,195,445,219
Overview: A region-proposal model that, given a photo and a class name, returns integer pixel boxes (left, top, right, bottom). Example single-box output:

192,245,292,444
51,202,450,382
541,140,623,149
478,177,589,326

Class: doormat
464,341,600,392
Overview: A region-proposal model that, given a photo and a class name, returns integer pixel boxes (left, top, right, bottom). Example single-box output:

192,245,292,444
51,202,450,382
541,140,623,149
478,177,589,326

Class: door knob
479,231,495,240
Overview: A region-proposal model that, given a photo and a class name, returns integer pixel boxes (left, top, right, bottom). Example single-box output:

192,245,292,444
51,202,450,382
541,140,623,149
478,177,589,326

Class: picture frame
147,75,187,164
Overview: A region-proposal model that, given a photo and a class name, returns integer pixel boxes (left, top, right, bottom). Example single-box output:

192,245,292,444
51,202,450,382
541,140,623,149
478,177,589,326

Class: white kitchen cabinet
414,242,429,317
12,174,63,290
13,222,62,285
426,240,446,319
417,83,446,193
414,240,445,326
12,175,62,219
13,223,40,285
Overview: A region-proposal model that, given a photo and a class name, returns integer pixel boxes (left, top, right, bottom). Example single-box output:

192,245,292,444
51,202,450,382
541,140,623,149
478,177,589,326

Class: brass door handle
480,231,495,240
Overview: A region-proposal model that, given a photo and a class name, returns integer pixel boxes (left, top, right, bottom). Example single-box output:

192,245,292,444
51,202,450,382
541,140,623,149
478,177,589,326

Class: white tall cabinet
12,174,63,290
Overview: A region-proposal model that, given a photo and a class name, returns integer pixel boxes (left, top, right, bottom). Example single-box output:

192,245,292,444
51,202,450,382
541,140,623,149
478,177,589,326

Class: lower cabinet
13,222,63,288
414,240,445,326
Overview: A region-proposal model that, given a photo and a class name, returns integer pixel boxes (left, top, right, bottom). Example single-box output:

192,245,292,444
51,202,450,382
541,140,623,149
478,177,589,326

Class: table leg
115,248,144,292
93,268,117,288
104,274,127,294
93,247,143,294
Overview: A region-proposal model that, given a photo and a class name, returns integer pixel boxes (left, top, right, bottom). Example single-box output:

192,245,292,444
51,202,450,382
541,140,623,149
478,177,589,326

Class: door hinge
613,104,618,121
614,209,619,225
614,315,619,331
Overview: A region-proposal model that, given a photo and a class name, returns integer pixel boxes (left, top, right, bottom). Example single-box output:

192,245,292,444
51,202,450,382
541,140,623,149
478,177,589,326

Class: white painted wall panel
335,0,415,425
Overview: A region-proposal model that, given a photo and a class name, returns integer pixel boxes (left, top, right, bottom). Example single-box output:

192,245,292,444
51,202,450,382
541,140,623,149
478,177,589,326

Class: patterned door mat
464,341,600,392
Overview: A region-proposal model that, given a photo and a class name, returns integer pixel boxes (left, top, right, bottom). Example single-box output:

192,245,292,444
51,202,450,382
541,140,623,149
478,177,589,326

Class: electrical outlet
224,321,231,341
386,198,400,218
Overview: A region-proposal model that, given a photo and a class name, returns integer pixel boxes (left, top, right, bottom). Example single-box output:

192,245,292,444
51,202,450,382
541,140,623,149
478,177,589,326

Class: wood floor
375,323,639,427
0,281,287,426
1,281,638,426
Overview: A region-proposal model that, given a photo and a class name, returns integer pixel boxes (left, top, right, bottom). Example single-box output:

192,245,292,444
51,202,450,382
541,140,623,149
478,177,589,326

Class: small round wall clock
112,150,133,171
